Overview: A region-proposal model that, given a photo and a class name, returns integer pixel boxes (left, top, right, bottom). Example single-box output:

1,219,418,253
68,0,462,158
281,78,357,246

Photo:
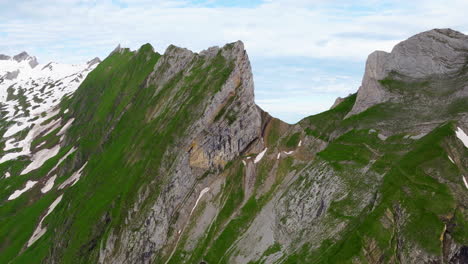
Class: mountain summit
0,30,467,264
349,28,468,117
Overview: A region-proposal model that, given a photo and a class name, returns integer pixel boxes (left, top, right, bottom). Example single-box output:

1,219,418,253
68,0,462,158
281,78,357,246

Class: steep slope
0,52,100,263
0,29,467,264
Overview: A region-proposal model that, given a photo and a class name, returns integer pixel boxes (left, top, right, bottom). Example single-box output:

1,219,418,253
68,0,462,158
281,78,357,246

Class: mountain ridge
0,29,467,264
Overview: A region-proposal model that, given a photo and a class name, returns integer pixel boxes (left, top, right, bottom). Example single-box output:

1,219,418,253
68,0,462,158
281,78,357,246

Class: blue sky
1,0,467,123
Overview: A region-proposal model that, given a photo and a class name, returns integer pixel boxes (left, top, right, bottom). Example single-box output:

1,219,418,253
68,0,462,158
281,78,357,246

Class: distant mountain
0,29,466,264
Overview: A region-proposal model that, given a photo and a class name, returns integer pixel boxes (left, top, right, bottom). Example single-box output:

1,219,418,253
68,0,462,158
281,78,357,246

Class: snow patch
47,147,76,175
20,144,61,175
5,172,11,178
377,134,387,141
0,110,60,164
242,160,246,166
27,194,63,247
283,151,294,155
298,140,302,147
8,180,37,200
277,153,281,160
0,57,98,164
36,141,46,149
463,176,468,190
58,162,88,189
448,156,455,164
455,127,468,148
190,187,210,215
410,133,425,140
63,109,69,114
254,148,268,164
57,118,74,136
41,175,56,193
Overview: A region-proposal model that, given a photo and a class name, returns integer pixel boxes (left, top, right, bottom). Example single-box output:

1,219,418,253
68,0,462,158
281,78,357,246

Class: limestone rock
348,28,468,117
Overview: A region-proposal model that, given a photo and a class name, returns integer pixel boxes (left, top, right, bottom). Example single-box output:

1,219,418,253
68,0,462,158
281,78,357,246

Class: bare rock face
3,69,20,80
87,57,101,68
98,41,263,264
348,28,468,117
12,51,39,68
0,54,11,60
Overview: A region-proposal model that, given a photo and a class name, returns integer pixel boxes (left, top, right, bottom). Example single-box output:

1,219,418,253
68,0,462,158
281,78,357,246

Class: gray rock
109,44,127,56
87,57,101,67
12,51,39,68
348,28,468,117
98,41,263,264
0,54,11,60
3,70,20,80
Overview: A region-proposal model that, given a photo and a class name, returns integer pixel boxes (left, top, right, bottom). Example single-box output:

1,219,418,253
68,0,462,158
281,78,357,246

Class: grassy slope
23,45,234,263
1,46,466,264
278,90,467,263
1,43,235,263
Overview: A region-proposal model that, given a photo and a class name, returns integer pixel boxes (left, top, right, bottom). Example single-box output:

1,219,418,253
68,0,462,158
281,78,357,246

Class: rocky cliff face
0,29,467,264
97,41,264,264
348,28,468,119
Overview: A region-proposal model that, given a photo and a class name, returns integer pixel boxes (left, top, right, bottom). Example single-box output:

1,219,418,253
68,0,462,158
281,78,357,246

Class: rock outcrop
348,28,468,117
98,41,263,264
0,54,11,60
12,51,39,68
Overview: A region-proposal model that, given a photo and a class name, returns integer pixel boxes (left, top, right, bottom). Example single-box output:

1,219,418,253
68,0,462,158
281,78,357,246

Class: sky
1,0,468,123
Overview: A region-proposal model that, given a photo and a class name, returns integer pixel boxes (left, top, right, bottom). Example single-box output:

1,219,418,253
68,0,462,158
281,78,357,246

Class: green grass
299,93,356,140
283,132,300,148
15,43,236,264
282,123,458,263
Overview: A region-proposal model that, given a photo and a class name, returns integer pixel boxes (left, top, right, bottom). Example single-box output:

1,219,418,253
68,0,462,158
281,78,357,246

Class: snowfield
8,180,38,200
27,194,63,247
20,144,61,175
0,54,98,165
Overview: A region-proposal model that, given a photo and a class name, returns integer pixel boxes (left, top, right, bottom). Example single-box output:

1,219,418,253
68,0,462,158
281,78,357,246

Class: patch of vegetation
266,119,281,146
378,78,429,94
299,93,356,140
283,132,300,148
282,123,458,263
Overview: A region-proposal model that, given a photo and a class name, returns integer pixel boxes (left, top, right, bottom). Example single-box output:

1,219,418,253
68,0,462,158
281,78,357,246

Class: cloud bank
1,0,467,122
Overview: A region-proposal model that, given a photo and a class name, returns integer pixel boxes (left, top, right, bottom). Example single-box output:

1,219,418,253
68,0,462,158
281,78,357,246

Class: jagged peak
3,51,39,68
163,44,194,57
13,51,31,61
87,57,101,67
109,44,130,56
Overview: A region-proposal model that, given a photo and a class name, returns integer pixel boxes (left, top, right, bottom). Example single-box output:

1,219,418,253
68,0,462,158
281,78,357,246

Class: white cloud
1,0,467,122
2,0,467,63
